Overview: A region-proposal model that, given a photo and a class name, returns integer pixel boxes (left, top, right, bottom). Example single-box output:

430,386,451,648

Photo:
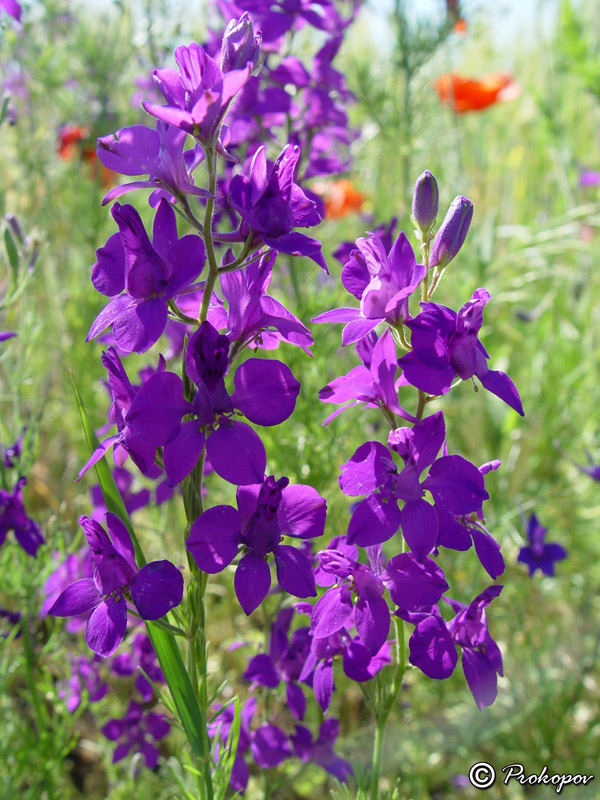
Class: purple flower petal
355,594,390,655
274,544,316,598
131,560,184,619
207,421,266,485
163,420,205,486
400,499,439,561
251,724,291,768
48,578,100,617
234,552,271,614
347,494,401,546
311,585,353,638
423,455,489,515
244,654,279,688
386,553,449,611
461,648,499,710
186,505,241,573
470,526,505,579
91,233,125,296
86,596,128,658
231,359,300,426
479,369,524,416
313,659,334,711
409,615,457,679
286,682,306,720
126,372,190,447
277,484,327,539
339,441,396,497
112,296,168,353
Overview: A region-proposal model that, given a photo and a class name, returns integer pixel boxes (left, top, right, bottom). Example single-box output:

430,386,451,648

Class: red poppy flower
434,73,518,113
314,179,365,219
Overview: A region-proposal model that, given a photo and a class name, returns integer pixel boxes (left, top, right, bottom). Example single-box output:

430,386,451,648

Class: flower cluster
0,431,44,557
310,170,523,710
43,4,525,791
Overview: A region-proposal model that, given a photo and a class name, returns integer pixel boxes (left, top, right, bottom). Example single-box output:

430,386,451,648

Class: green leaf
69,368,210,764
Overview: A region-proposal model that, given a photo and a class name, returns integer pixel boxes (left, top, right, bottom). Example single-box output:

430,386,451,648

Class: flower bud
411,170,439,235
221,13,261,73
429,195,473,269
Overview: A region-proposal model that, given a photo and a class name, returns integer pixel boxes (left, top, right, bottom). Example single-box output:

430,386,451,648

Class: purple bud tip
221,13,262,73
412,170,439,233
429,195,473,269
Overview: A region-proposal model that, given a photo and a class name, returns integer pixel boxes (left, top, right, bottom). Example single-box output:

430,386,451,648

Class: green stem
370,715,388,800
369,617,407,800
199,147,219,324
416,389,427,419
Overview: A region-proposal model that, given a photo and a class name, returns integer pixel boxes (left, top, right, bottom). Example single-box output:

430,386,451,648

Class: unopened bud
411,170,439,235
4,213,24,243
429,195,473,269
221,13,261,73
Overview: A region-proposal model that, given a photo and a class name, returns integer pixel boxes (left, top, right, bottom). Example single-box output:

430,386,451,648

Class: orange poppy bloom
434,72,518,113
316,179,365,219
58,124,89,159
58,124,117,187
453,17,468,33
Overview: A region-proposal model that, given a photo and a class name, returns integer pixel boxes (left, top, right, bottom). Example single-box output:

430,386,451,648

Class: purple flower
318,329,418,425
312,230,425,344
49,514,183,657
228,144,328,271
102,701,170,768
579,170,600,188
398,289,524,416
126,321,300,486
408,586,504,709
312,537,390,656
186,475,324,614
291,718,353,783
216,0,345,46
0,477,44,557
142,37,255,149
435,460,505,580
517,513,567,576
243,607,311,719
298,624,391,712
333,217,397,268
339,411,488,556
97,121,209,207
208,698,291,792
208,251,313,353
58,654,109,713
2,428,25,468
111,631,165,700
87,200,205,353
574,452,600,481
0,330,17,342
77,347,168,479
